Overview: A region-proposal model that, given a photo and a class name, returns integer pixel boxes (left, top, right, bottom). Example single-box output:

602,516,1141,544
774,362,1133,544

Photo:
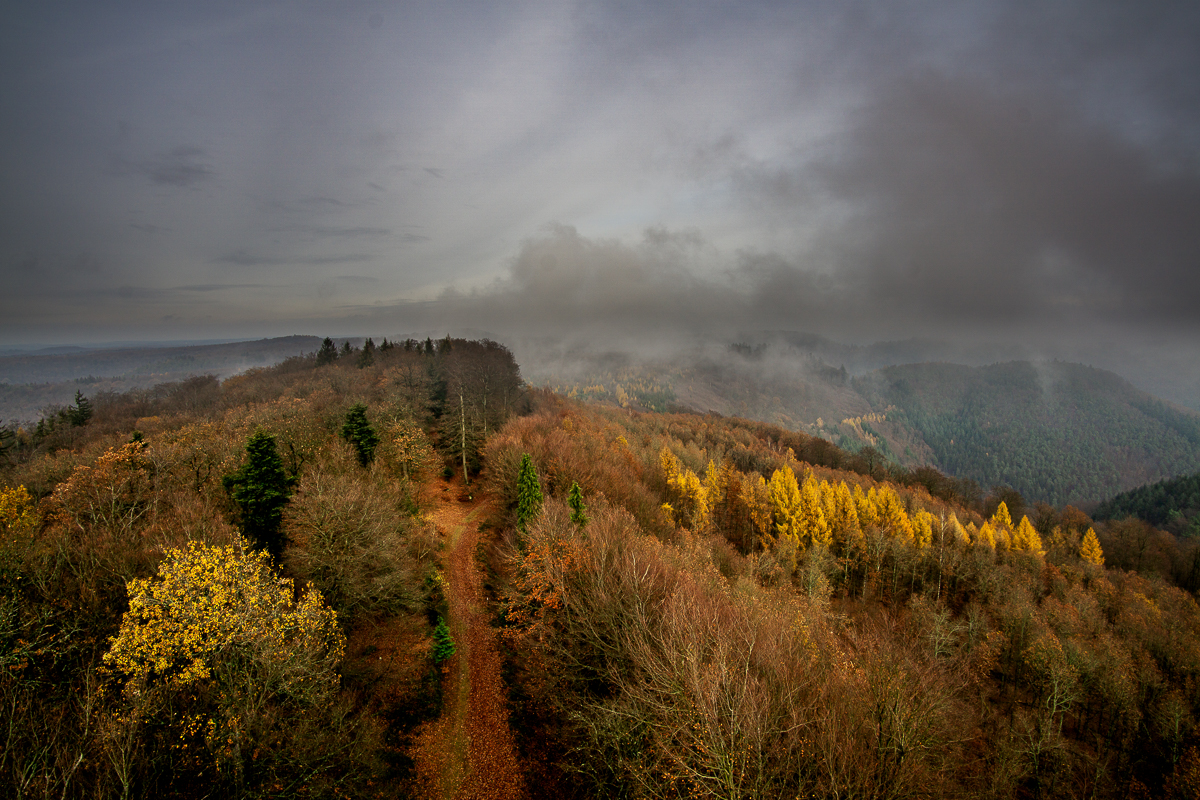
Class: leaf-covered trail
409,478,527,800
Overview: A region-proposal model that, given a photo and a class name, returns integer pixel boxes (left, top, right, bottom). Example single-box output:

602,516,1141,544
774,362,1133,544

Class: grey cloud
119,145,216,187
113,285,166,300
802,73,1200,328
307,254,373,265
217,251,279,267
264,224,429,244
216,251,373,266
267,225,392,238
175,283,267,291
299,196,346,208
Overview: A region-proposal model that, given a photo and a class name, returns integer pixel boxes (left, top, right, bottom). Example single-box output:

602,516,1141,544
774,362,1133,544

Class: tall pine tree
222,430,297,563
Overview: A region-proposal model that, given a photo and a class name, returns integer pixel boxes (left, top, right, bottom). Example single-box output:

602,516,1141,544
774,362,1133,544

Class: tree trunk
460,390,469,485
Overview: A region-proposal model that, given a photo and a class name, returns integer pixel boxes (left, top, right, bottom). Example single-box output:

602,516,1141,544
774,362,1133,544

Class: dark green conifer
341,403,380,466
222,429,297,563
68,390,93,426
357,337,376,368
568,481,588,527
316,337,339,365
432,616,456,664
516,453,543,533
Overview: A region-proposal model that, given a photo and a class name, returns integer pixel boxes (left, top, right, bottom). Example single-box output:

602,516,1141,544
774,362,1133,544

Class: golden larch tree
1080,527,1105,566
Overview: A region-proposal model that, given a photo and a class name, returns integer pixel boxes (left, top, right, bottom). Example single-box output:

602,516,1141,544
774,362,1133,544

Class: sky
2,0,1199,384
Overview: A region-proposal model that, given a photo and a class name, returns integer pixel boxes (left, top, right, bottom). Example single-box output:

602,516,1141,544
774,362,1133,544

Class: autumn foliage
0,337,520,798
487,396,1200,799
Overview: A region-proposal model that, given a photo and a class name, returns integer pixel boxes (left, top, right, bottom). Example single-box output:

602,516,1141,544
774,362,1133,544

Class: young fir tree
316,336,339,365
341,404,380,466
68,390,93,426
432,616,456,664
222,430,297,563
516,453,543,533
568,481,588,527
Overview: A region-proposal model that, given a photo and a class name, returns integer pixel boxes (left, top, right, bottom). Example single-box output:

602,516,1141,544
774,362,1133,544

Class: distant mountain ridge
0,335,328,423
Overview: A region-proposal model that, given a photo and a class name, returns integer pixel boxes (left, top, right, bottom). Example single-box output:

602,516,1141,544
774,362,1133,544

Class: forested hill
1095,471,1200,537
854,360,1200,507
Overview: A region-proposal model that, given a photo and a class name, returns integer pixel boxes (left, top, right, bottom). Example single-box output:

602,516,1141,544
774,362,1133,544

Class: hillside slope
855,361,1200,506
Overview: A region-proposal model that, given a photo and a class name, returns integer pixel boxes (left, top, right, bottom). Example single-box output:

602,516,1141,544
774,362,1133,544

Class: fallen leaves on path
409,478,527,800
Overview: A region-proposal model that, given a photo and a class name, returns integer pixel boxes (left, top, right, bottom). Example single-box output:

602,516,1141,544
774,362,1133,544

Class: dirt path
409,478,527,800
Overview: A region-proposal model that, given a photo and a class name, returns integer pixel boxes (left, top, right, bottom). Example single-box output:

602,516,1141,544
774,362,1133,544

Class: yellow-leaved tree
911,509,935,549
660,447,711,530
874,486,914,544
991,501,1013,529
826,480,864,555
105,538,343,692
768,466,804,544
102,539,348,792
1080,527,1105,566
0,484,39,539
1011,515,1045,556
799,473,832,548
855,484,879,529
974,521,996,549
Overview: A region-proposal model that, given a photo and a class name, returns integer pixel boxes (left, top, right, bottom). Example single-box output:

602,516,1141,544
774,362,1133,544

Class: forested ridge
4,339,1200,797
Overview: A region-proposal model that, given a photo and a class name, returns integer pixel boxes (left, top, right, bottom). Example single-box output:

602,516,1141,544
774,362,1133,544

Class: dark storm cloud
801,74,1200,328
